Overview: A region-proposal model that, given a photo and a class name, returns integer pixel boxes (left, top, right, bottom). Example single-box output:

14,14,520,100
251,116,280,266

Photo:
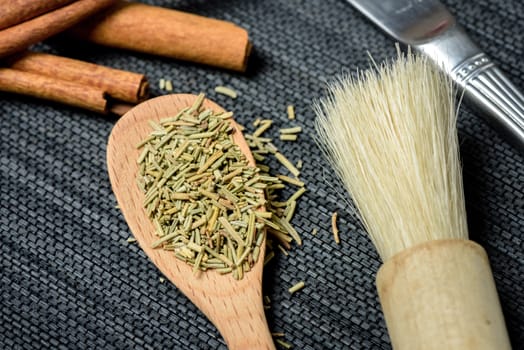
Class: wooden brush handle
376,239,511,350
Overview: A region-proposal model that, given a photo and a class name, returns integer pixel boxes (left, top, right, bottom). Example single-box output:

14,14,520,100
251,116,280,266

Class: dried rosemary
243,117,307,254
288,281,305,294
286,104,295,120
332,211,340,244
137,93,303,279
214,85,238,99
137,93,271,279
276,339,293,349
136,91,308,282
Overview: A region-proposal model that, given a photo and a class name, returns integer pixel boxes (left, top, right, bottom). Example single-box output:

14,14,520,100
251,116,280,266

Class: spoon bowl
107,94,275,350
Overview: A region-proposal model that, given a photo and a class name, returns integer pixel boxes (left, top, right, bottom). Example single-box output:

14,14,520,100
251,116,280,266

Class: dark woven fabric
1,0,523,349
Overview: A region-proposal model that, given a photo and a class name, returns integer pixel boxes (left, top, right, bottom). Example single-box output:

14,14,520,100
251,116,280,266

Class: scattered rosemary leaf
253,120,273,137
279,134,298,141
159,78,165,90
287,105,295,120
214,85,238,99
126,237,137,243
288,281,305,294
274,216,302,245
279,126,302,134
276,339,292,349
165,80,173,91
264,250,275,266
277,244,289,256
332,211,340,244
284,200,297,222
288,187,306,203
275,152,300,177
277,175,304,187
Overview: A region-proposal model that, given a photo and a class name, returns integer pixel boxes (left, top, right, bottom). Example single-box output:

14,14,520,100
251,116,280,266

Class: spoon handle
107,93,276,349
201,279,275,350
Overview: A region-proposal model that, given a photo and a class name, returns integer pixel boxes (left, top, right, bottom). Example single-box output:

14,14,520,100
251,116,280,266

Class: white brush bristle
314,51,468,261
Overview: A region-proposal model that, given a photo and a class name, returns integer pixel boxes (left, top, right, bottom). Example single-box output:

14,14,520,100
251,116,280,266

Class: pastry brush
346,0,524,153
314,51,512,349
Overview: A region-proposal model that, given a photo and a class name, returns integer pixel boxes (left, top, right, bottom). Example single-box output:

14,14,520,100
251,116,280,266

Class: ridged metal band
453,53,524,145
451,53,494,85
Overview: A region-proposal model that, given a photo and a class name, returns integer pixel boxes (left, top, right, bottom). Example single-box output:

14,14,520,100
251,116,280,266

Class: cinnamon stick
0,0,76,30
8,51,149,103
0,68,108,113
67,1,252,72
0,52,147,115
0,0,117,59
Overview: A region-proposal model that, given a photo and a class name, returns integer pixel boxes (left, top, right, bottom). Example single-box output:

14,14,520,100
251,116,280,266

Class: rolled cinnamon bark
0,68,108,113
0,0,76,30
0,0,117,58
67,1,252,72
8,51,149,103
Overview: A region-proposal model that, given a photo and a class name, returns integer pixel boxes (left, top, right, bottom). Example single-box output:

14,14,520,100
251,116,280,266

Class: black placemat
1,0,523,349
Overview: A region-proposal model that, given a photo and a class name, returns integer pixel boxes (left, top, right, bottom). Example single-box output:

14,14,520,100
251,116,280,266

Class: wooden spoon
107,94,275,350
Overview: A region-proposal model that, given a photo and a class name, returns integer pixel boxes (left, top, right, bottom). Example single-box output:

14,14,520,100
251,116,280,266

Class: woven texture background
1,0,523,349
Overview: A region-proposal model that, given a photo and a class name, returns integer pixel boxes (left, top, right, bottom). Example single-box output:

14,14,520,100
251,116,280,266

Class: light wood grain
107,94,275,350
377,239,511,350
